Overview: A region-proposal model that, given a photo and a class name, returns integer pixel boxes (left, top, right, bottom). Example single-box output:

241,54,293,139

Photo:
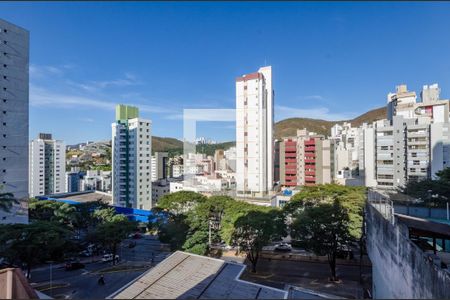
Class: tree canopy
157,191,207,215
290,200,352,281
0,221,72,277
0,189,19,213
400,167,450,207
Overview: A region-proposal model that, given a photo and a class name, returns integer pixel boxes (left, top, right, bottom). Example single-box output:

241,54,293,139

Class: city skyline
2,2,450,144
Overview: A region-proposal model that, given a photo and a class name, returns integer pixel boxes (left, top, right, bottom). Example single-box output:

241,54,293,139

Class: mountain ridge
68,106,387,153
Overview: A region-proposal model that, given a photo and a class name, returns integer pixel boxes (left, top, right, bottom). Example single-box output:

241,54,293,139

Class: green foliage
92,207,116,223
183,231,209,255
290,200,352,280
231,209,286,272
157,191,207,215
284,184,366,239
0,189,19,213
93,215,137,265
195,142,235,157
153,192,286,269
29,199,77,227
91,165,112,171
0,221,72,277
157,214,190,251
401,167,450,207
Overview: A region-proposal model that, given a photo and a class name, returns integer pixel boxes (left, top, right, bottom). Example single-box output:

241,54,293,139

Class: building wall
112,106,152,210
366,203,450,299
0,19,29,224
29,137,65,197
236,66,273,196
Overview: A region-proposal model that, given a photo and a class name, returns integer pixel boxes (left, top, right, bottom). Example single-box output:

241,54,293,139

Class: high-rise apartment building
29,133,66,197
235,66,274,197
151,152,168,182
278,129,332,187
360,84,450,190
112,105,152,209
0,19,29,223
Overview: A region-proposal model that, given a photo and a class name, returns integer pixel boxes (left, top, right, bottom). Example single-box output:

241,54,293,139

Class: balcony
305,171,315,176
285,169,297,175
304,159,316,163
285,158,297,163
304,152,315,157
285,164,297,169
304,140,315,146
305,146,316,152
285,141,297,147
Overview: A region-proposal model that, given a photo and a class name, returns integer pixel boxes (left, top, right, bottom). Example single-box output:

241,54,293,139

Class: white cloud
79,117,95,123
70,72,141,92
30,85,172,114
303,95,325,100
275,105,356,121
29,64,65,79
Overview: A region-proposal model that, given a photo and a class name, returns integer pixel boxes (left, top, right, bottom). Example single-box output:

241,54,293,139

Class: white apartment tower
0,19,29,223
29,133,66,197
236,66,274,197
112,105,152,210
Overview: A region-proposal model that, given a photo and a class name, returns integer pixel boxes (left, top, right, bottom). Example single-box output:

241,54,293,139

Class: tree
29,199,78,228
284,184,365,239
290,200,352,281
157,213,190,251
400,168,450,207
93,215,137,265
182,196,234,255
0,189,19,213
231,209,286,273
92,207,116,224
0,221,72,278
157,191,207,215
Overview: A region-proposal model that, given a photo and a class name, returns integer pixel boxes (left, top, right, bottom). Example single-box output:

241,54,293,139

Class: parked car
65,262,85,271
102,254,120,262
274,243,292,252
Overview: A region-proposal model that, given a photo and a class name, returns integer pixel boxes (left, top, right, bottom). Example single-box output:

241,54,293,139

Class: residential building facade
112,105,152,209
29,133,66,197
0,19,29,223
151,152,168,182
235,66,274,197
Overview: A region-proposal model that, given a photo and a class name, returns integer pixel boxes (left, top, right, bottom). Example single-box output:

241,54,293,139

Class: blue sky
1,2,450,144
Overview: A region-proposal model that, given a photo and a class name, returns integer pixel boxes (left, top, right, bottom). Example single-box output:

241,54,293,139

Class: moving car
65,262,85,271
274,243,292,252
102,254,120,262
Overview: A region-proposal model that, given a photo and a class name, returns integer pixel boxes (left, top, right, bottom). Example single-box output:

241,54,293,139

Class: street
30,234,171,299
240,257,372,299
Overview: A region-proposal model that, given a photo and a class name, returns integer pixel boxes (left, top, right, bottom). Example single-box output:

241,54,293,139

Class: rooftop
108,251,287,299
53,191,112,203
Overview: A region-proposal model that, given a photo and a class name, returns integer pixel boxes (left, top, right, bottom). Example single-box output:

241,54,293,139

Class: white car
274,243,292,252
102,254,120,262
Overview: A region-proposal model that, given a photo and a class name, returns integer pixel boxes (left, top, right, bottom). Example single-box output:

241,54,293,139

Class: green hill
274,106,386,138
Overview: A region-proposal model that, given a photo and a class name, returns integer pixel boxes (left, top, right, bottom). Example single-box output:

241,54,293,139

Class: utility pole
208,219,212,246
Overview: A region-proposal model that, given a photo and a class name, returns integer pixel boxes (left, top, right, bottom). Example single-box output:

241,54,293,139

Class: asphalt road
241,257,372,299
30,234,171,299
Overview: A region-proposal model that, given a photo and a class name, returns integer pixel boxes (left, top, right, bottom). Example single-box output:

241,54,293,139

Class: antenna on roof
264,58,267,66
